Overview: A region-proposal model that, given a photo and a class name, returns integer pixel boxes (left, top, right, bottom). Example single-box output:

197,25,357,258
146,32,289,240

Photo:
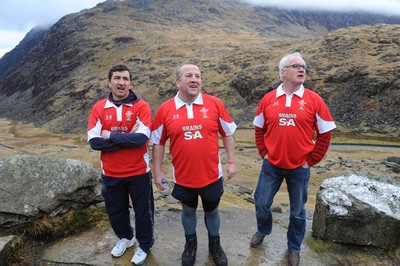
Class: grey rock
244,195,254,204
0,155,102,227
393,165,400,173
382,156,400,173
271,204,283,213
387,156,400,164
312,174,400,249
232,184,253,195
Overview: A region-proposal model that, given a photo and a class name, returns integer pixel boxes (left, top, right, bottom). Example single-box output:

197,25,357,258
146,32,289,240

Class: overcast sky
0,0,105,58
1,0,400,58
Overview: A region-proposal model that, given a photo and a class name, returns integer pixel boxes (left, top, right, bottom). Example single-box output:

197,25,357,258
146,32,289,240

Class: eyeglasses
284,64,308,70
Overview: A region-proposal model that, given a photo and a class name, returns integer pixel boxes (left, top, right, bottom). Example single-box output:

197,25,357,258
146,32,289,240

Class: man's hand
153,170,167,191
302,161,310,168
101,130,111,139
225,163,236,180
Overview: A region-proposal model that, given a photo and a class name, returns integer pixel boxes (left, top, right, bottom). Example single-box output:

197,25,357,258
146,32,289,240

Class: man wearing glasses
250,52,336,266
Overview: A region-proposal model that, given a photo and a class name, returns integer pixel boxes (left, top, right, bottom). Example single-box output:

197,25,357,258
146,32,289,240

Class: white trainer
131,247,148,265
111,237,137,257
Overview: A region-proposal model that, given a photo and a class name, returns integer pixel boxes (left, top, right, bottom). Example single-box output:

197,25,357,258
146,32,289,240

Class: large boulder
312,174,400,249
0,155,103,228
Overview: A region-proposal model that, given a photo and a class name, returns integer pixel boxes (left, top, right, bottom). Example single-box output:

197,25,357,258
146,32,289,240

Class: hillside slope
0,26,48,78
0,0,399,137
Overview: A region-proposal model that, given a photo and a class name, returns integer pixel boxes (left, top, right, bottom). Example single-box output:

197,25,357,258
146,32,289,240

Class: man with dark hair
87,64,154,265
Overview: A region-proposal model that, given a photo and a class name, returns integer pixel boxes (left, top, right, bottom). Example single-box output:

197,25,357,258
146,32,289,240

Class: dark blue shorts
172,178,224,212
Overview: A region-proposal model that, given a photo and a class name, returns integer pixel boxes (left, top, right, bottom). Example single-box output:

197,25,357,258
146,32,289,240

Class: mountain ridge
0,26,48,79
0,0,399,137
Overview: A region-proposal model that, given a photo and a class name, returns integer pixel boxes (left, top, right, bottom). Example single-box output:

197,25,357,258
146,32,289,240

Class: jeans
254,159,310,252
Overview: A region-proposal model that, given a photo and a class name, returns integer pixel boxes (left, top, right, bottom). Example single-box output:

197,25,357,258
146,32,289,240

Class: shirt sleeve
150,104,167,145
306,131,332,166
253,97,268,158
255,126,268,158
215,96,237,136
87,101,119,151
314,94,336,134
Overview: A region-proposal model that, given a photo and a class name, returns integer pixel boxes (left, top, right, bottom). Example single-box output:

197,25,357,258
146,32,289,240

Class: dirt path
40,205,400,266
41,207,321,266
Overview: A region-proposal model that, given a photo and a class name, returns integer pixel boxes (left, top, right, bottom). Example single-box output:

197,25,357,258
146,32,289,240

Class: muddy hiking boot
182,235,197,266
250,232,265,247
209,236,228,266
288,250,300,266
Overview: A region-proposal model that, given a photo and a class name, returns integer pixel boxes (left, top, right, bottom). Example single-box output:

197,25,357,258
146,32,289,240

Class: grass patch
220,188,254,210
8,121,20,138
232,128,400,147
305,238,339,253
0,236,30,266
20,207,108,241
72,134,88,145
73,137,88,145
332,131,400,146
8,121,71,140
0,208,109,265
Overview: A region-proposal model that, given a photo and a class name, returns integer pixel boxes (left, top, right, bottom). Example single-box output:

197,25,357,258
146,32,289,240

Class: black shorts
172,178,224,212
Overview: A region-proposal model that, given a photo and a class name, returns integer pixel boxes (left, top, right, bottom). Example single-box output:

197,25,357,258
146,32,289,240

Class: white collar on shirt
276,84,305,98
174,92,204,110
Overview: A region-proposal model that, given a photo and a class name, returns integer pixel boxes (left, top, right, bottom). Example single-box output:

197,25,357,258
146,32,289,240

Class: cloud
0,0,104,57
239,0,400,16
0,0,104,31
0,30,27,49
1,0,400,58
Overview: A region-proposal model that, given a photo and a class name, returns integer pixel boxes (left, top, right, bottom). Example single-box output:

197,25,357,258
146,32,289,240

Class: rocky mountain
0,0,399,137
0,26,48,79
